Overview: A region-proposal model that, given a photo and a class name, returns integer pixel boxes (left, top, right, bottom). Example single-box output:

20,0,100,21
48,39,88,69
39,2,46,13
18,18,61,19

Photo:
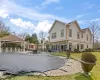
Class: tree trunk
93,35,94,50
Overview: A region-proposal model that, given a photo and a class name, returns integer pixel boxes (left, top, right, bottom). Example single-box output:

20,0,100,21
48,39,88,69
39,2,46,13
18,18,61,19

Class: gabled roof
0,35,25,42
82,28,88,32
49,20,66,33
49,20,92,35
82,28,92,35
67,20,81,31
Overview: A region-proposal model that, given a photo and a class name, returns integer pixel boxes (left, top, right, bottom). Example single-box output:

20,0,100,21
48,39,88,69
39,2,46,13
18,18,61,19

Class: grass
5,74,93,80
50,52,82,59
5,52,100,80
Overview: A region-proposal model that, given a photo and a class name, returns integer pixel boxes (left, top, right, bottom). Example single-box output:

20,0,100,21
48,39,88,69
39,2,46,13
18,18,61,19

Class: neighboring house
26,43,37,50
0,35,26,52
49,20,92,52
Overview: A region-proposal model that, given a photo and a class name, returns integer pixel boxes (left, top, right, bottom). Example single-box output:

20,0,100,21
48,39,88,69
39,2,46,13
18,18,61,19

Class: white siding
68,23,80,41
49,20,93,51
49,22,66,42
83,29,93,49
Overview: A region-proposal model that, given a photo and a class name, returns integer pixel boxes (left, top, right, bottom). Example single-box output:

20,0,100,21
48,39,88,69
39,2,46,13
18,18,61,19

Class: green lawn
5,52,100,80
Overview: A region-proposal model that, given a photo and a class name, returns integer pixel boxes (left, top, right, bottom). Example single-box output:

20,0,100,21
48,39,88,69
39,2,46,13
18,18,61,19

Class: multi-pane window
81,44,84,49
61,29,64,37
69,29,72,37
81,33,83,38
87,34,88,41
77,32,80,39
52,32,56,39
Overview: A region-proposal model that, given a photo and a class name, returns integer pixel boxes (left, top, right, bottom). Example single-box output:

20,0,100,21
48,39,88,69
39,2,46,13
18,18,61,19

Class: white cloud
0,0,70,22
0,10,9,19
42,0,59,6
34,20,52,34
10,18,52,34
91,18,100,22
76,15,84,19
10,18,34,29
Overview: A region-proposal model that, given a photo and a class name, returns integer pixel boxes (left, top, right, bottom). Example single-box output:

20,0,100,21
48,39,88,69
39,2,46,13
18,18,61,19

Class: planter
66,50,71,59
80,60,96,76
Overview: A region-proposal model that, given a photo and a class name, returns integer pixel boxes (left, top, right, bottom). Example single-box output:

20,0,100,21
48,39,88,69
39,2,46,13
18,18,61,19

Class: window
77,44,79,50
77,32,80,39
61,29,64,37
69,29,72,37
81,33,83,38
52,33,53,39
81,44,84,49
54,32,56,38
87,45,88,48
52,32,56,39
87,34,88,41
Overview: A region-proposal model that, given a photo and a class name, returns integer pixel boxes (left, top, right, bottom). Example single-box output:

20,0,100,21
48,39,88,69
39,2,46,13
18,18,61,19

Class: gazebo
0,35,26,52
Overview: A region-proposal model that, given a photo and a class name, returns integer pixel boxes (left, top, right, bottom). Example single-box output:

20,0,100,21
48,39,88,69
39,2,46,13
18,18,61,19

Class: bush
85,48,94,52
81,53,97,63
81,52,97,76
74,49,80,53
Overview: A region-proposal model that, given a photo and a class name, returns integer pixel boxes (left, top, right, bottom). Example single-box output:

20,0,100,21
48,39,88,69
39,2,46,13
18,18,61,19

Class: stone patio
44,59,82,76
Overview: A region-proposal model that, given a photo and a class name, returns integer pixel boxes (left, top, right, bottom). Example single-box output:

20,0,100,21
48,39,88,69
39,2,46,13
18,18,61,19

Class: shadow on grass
75,73,93,80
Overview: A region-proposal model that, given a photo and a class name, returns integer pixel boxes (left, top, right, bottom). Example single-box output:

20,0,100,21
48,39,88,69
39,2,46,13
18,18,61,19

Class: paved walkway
44,58,82,76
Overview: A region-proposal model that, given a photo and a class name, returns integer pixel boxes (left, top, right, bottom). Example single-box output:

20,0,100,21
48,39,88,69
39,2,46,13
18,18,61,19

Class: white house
48,20,92,52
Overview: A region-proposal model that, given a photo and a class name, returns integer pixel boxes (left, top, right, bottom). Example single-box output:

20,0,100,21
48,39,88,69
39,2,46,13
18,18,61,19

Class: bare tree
94,40,100,50
89,21,100,49
18,33,28,40
0,20,10,37
39,31,44,43
39,31,46,51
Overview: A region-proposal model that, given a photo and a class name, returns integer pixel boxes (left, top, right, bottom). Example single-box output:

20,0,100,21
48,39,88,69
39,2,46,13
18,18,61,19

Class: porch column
15,47,16,52
23,42,25,52
66,40,69,50
10,47,12,52
59,44,61,52
6,47,8,52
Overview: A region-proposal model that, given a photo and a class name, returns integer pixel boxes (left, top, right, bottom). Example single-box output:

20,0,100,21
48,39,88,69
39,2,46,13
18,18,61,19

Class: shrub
81,53,97,63
85,48,94,52
66,50,71,59
74,49,80,53
81,52,97,76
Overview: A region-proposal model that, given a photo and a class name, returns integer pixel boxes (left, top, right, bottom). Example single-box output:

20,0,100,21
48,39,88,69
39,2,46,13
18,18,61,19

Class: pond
0,52,66,75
